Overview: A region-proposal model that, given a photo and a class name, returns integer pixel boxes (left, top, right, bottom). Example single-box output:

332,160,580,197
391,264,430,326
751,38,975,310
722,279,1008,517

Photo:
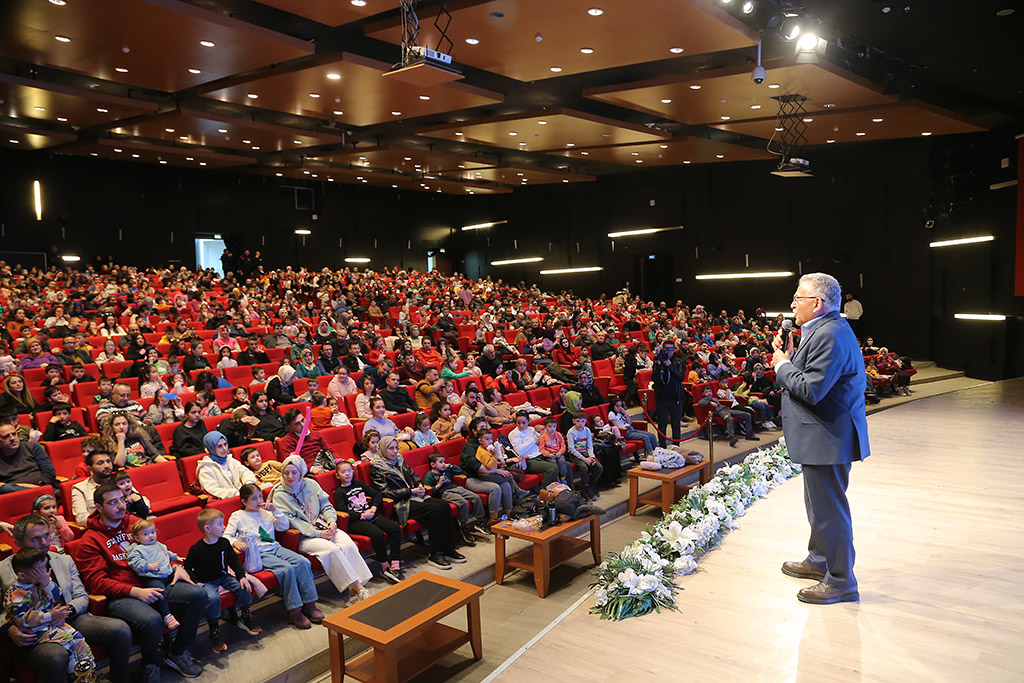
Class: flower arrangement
590,440,799,620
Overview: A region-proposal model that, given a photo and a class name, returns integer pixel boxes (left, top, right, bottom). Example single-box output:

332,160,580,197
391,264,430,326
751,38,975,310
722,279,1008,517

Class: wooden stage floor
493,379,1024,682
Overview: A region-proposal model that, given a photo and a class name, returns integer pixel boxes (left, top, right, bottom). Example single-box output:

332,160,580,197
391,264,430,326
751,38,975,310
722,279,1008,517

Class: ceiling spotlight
780,18,801,41
855,132,866,136
455,132,463,136
581,151,589,155
550,66,563,72
716,154,725,158
308,92,320,98
33,106,46,112
465,37,480,45
391,111,401,115
826,139,836,143
802,117,813,122
537,120,548,125
242,139,251,144
580,47,594,54
720,0,733,4
659,144,668,148
661,98,672,104
508,131,518,136
750,104,762,110
742,1,755,14
796,33,819,51
188,68,202,74
49,0,67,5
218,128,227,133
275,172,283,176
159,160,167,164
295,229,311,235
8,139,18,144
767,83,781,89
587,8,604,16
56,117,67,122
293,140,302,144
823,103,836,108
921,131,932,136
54,35,71,43
419,95,430,100
351,0,367,6
872,117,884,122
332,110,343,115
199,40,215,47
115,67,128,73
670,47,684,54
246,93,258,99
689,84,702,90
326,73,341,80
96,108,108,113
720,115,731,120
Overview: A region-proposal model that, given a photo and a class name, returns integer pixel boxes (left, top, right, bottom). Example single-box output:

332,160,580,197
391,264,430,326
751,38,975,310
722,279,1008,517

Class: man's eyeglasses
792,296,819,303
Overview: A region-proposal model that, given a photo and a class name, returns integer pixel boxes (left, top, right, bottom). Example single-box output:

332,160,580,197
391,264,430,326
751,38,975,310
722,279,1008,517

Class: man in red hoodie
76,483,206,683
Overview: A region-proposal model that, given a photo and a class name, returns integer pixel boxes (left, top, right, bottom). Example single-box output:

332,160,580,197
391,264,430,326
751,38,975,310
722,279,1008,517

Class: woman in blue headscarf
195,430,258,499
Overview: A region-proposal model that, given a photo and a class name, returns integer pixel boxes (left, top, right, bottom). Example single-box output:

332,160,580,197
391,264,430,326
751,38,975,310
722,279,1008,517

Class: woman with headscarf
559,390,583,434
370,436,466,571
18,338,61,371
195,430,257,500
577,369,607,408
266,364,297,405
270,455,372,602
294,348,322,379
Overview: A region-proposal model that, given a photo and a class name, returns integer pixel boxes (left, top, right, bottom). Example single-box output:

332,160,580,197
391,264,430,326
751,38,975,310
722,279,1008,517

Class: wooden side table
627,460,711,515
492,514,601,598
323,572,483,683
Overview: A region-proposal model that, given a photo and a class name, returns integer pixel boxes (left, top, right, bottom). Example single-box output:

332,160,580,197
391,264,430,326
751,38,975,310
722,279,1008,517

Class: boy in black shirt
184,508,262,652
333,461,404,584
41,402,89,441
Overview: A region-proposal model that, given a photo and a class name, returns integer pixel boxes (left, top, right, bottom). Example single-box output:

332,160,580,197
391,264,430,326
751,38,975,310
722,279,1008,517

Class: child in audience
126,519,181,630
196,390,221,417
68,362,96,388
93,376,115,404
216,346,237,370
325,395,350,427
113,470,151,519
4,548,95,675
565,412,603,501
40,365,64,389
333,461,404,584
537,416,569,483
30,493,75,553
309,391,333,430
41,402,88,441
139,365,167,399
226,483,323,629
422,453,485,540
242,446,282,485
411,412,440,448
607,397,659,457
351,430,380,462
442,380,460,406
250,366,267,386
185,508,262,653
463,355,482,377
168,372,189,394
296,377,319,402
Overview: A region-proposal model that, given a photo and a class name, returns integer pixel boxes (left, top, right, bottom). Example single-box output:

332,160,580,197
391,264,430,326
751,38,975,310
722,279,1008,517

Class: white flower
633,574,662,595
617,568,641,593
703,479,724,495
674,555,698,575
593,588,609,606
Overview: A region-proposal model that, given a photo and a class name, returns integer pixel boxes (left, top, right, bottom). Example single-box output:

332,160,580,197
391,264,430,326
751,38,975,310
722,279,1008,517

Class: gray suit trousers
802,463,857,589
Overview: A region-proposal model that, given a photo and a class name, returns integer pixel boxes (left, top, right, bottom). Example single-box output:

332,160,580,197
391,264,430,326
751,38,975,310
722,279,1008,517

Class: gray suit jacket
775,311,870,465
0,550,90,616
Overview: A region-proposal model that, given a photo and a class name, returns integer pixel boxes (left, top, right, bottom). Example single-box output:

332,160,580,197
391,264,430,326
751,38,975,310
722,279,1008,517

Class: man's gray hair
799,272,842,312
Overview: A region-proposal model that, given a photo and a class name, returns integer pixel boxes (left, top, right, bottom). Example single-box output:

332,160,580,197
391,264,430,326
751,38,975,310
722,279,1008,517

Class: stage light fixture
461,220,508,231
607,226,683,238
491,257,544,266
954,313,1006,321
539,266,603,275
61,255,81,262
294,229,311,235
33,181,42,221
345,257,371,263
695,271,793,280
929,235,994,248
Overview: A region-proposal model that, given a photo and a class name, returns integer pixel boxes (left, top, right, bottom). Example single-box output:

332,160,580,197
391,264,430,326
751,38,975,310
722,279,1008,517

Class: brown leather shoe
781,560,826,580
797,581,859,604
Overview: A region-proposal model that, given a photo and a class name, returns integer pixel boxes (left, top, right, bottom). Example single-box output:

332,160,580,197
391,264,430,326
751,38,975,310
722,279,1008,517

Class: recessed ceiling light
56,117,67,122
689,84,702,90
332,110,343,115
518,142,527,145
199,162,207,166
359,156,367,160
635,160,643,163
391,111,401,115
8,139,18,144
823,103,836,108
303,170,310,174
403,157,412,161
587,8,604,16
311,174,318,178
419,95,430,100
802,117,813,122
631,152,639,156
308,93,320,98
218,128,227,133
293,140,302,144
275,172,283,177
188,68,202,74
581,151,589,155
872,117,884,122
767,83,781,89
750,104,762,110
54,35,71,43
33,106,46,112
720,115,731,120
715,154,725,158
49,0,67,5
580,47,594,54
508,131,518,136
683,160,691,164
178,135,188,140
775,127,784,131
252,146,260,150
96,108,108,113
455,132,463,136
185,156,194,160
159,159,167,164
566,143,575,147
115,67,128,73
659,144,668,148
826,139,836,143
537,120,548,125
661,98,672,104
114,148,123,153
200,40,214,47
465,37,479,45
996,8,1014,16
742,1,754,14
131,153,140,158
549,66,562,72
921,131,932,136
855,132,866,136
242,139,251,144
246,93,258,99
670,47,684,54
351,0,367,6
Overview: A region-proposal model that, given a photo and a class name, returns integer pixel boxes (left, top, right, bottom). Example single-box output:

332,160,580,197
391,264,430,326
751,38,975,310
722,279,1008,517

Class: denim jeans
200,575,251,626
107,581,206,666
3,613,133,683
260,545,318,611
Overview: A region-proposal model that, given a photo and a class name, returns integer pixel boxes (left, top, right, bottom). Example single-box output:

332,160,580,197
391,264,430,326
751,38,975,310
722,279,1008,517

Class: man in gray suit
0,514,132,681
772,273,869,604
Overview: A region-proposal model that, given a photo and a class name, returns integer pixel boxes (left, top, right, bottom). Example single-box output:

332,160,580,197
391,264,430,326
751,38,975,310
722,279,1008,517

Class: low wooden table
323,572,483,683
492,514,601,598
627,460,712,516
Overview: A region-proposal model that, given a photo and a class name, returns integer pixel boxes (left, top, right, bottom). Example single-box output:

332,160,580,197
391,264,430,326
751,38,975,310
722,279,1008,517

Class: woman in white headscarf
266,364,297,406
270,455,372,602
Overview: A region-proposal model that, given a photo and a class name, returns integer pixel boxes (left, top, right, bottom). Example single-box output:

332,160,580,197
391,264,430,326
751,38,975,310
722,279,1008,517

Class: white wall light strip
344,257,371,263
954,313,1006,321
294,229,311,235
607,225,683,238
491,257,544,266
61,255,81,262
461,220,508,231
539,266,603,275
929,235,994,248
695,271,793,280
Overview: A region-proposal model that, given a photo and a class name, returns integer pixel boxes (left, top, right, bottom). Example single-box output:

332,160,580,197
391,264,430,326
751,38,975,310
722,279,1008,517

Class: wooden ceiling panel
440,164,595,185
57,138,255,168
201,54,502,127
550,136,774,166
710,101,986,145
255,0,401,27
251,163,510,194
0,0,312,93
416,108,669,151
366,0,757,82
586,60,896,125
108,109,342,153
0,122,76,150
309,145,493,174
0,80,159,129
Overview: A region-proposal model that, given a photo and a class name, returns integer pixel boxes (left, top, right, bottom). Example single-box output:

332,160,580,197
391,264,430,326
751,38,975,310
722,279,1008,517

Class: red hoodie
76,510,143,599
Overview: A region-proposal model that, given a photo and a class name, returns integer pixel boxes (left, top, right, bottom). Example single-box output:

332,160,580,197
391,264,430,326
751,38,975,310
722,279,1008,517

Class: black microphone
780,319,793,353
